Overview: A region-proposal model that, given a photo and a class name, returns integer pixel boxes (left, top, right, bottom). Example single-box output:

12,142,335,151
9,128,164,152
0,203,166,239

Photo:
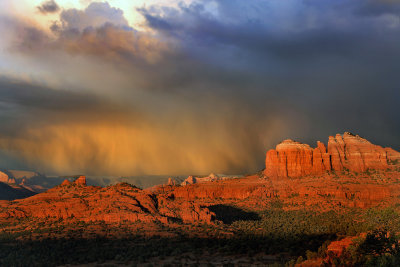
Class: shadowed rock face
264,132,400,178
0,182,36,200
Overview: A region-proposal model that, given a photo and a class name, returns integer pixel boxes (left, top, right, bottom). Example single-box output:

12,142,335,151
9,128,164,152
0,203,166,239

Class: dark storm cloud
11,0,400,146
0,78,138,132
136,0,400,148
355,0,400,17
0,79,108,112
1,0,400,175
139,0,400,62
37,0,60,14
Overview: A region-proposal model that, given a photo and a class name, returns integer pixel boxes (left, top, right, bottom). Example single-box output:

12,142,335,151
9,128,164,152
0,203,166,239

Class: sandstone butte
264,132,400,178
160,132,400,209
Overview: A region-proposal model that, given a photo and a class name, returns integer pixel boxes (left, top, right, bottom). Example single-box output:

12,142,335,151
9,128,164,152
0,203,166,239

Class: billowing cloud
0,0,399,176
59,23,169,64
60,2,128,31
12,2,169,65
37,0,60,14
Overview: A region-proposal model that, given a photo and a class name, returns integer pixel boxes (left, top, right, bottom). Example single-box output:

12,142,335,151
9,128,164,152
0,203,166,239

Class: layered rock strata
264,132,400,178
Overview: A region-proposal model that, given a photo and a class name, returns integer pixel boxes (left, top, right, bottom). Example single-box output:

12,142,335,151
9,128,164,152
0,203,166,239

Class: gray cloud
37,0,60,14
0,78,140,133
137,0,400,146
354,0,400,17
60,2,128,31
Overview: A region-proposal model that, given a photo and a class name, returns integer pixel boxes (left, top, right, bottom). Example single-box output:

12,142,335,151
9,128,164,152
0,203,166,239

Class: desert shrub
327,229,400,266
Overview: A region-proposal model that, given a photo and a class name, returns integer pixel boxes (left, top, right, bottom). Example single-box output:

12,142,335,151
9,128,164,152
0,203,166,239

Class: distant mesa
7,170,40,180
181,173,235,186
0,171,16,184
264,132,400,178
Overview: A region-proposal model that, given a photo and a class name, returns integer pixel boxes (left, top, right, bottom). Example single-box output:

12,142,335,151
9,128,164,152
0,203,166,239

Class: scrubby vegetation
327,229,400,266
1,206,399,266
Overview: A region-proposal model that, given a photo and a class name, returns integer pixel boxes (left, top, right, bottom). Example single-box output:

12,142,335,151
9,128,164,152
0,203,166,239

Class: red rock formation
328,132,388,173
61,180,71,186
180,173,232,186
300,235,362,266
265,132,399,178
265,140,315,177
0,182,215,225
181,176,196,185
167,177,176,186
0,171,15,184
74,176,86,186
158,199,216,224
313,141,332,172
385,147,400,163
0,171,9,183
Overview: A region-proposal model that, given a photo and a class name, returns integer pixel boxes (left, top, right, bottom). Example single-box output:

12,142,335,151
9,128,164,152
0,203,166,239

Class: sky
0,0,399,176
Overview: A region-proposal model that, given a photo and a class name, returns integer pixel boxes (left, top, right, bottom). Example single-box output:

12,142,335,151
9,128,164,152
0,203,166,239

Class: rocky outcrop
264,132,399,178
74,176,86,186
265,140,314,177
61,180,72,186
385,148,400,163
167,177,176,186
181,176,197,185
0,171,15,184
158,199,216,224
0,171,9,183
59,176,85,186
181,173,232,186
0,182,215,225
328,133,388,172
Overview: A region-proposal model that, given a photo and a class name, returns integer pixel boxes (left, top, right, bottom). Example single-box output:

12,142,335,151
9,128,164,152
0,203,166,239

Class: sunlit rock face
180,173,232,186
0,171,9,183
0,182,216,225
0,171,15,184
264,132,400,178
74,176,86,186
